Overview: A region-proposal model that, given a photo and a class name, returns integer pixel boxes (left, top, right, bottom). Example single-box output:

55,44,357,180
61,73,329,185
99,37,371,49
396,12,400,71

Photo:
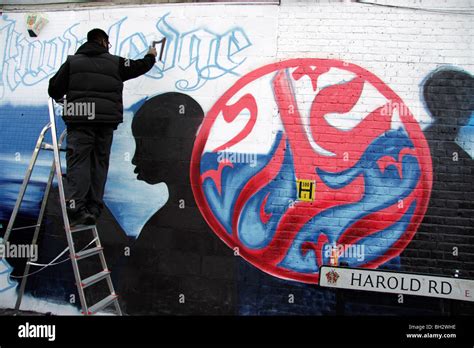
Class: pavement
0,307,47,315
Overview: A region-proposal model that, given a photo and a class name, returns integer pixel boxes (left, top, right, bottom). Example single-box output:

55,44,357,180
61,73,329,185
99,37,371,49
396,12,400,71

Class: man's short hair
87,28,109,43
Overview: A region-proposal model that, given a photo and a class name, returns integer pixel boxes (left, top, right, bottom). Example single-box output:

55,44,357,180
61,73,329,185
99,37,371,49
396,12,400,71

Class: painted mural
116,92,236,315
408,68,474,277
0,7,276,312
0,13,251,95
0,4,472,315
0,9,268,238
191,59,432,283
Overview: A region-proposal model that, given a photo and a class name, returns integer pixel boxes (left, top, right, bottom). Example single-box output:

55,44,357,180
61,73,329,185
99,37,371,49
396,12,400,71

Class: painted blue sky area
0,103,168,239
0,104,65,220
457,114,474,158
0,257,17,293
0,104,62,154
105,108,168,238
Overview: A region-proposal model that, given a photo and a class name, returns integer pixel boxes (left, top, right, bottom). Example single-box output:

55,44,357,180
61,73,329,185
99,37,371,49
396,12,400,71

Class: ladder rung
87,294,118,315
80,270,110,288
11,224,40,231
70,224,95,233
41,143,54,150
74,246,103,261
40,143,66,152
8,109,122,316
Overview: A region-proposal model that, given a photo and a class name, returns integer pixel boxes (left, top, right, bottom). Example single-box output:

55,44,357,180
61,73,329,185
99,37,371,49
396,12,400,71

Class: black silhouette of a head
423,69,474,141
132,92,204,184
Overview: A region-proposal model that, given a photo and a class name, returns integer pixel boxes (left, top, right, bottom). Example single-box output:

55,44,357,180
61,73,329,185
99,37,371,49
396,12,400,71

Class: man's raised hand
147,47,157,57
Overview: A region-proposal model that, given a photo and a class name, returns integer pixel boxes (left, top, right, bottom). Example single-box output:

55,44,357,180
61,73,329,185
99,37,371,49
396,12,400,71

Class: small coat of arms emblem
326,270,340,285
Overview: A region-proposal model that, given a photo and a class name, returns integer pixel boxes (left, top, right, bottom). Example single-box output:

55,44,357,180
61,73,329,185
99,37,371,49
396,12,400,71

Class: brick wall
0,0,472,315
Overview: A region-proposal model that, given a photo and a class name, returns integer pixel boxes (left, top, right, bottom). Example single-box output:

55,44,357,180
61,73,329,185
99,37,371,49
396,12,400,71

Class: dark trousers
65,125,114,217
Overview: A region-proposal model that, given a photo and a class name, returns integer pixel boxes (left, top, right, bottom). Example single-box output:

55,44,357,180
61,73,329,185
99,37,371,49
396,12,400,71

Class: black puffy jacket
48,41,155,125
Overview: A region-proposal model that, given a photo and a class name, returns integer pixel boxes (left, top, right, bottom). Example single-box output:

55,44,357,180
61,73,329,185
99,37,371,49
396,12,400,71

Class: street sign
319,266,474,302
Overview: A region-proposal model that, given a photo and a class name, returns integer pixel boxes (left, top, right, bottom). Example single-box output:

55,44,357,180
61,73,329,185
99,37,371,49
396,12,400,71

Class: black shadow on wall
117,92,237,315
402,68,474,282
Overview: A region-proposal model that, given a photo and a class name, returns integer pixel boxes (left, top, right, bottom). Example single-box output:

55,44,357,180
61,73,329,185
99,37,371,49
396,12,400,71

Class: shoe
86,207,101,222
69,210,96,227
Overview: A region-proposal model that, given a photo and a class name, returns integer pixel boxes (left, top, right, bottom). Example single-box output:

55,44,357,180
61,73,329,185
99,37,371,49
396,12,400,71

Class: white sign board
319,266,474,302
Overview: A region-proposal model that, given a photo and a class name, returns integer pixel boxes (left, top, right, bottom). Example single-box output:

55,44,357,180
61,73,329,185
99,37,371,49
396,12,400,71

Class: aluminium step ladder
1,98,122,316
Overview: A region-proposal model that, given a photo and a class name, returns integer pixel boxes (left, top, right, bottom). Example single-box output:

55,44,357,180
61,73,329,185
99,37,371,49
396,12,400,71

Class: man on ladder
48,28,157,226
2,28,158,316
